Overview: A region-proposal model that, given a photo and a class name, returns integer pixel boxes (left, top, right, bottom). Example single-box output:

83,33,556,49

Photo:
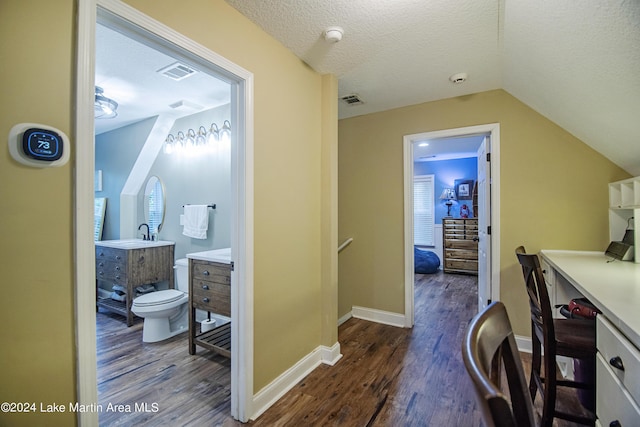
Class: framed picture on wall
455,179,474,200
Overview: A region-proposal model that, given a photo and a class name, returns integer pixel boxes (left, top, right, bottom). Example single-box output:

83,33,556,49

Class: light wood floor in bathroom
97,271,590,426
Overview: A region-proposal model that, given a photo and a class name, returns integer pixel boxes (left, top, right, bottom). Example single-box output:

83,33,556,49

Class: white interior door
476,136,491,311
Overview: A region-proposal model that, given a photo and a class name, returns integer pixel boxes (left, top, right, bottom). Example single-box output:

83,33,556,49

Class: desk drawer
596,353,640,425
597,316,640,404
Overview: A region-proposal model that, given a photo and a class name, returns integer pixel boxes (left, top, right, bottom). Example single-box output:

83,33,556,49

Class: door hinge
487,299,492,305
486,152,491,162
230,261,235,271
487,226,491,235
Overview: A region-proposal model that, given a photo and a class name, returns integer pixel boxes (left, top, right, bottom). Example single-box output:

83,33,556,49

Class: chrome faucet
138,223,150,241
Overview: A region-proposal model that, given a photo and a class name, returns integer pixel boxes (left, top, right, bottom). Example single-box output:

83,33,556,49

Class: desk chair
515,246,596,426
462,301,536,427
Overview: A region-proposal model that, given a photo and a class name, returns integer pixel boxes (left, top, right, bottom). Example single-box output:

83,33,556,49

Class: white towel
182,205,209,239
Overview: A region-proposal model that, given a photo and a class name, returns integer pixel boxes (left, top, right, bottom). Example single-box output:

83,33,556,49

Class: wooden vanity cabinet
95,242,175,326
189,258,231,358
442,218,478,275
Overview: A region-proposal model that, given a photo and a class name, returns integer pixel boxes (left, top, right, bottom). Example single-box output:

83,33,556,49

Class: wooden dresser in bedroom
442,217,478,275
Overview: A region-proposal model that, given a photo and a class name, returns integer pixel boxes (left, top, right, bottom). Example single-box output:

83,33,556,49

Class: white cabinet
540,250,640,426
609,177,640,263
596,316,640,425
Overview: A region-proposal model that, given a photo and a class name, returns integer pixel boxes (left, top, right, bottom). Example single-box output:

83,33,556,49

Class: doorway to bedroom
403,124,501,326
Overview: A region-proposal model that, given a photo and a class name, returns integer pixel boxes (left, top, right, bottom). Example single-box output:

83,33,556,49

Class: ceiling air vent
157,62,198,81
340,94,364,106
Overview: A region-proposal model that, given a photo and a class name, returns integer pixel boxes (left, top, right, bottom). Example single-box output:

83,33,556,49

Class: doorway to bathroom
75,1,254,424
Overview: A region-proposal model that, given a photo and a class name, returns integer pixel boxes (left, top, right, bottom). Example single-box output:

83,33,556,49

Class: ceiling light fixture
449,73,468,84
324,26,344,43
94,86,118,119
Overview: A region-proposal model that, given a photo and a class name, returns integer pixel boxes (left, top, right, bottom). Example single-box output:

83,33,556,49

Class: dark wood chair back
462,301,536,427
515,245,556,355
514,246,596,426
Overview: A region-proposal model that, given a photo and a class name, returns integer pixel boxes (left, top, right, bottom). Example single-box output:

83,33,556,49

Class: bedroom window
414,174,435,246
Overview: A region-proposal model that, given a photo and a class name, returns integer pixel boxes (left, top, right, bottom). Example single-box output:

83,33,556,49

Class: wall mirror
144,175,166,235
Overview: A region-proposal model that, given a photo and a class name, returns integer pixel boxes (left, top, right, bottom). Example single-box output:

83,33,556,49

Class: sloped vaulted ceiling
225,0,640,175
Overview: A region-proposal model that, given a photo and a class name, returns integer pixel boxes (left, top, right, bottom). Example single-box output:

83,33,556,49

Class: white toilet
131,258,190,343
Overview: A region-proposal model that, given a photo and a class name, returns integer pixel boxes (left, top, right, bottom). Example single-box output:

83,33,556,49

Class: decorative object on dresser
95,240,175,326
439,188,456,217
442,217,478,274
189,258,231,358
454,179,474,200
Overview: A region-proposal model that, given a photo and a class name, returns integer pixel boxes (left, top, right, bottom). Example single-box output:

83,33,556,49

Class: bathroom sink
187,248,231,264
96,239,175,249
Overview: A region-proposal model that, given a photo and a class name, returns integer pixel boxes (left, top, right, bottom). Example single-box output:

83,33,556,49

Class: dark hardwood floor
251,271,481,427
96,309,234,426
97,271,591,426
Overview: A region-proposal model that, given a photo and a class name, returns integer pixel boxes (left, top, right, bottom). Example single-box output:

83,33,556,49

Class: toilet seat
133,289,185,307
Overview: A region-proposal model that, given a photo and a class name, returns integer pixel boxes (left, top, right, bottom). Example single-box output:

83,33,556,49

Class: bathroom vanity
95,239,175,326
187,249,232,358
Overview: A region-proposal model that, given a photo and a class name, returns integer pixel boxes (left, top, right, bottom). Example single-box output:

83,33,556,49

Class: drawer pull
202,270,210,276
98,262,104,267
610,421,621,427
202,284,210,290
202,297,210,303
609,356,625,371
115,266,121,271
116,255,121,260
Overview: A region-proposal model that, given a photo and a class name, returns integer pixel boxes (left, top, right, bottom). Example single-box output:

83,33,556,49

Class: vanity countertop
96,239,175,249
187,248,231,265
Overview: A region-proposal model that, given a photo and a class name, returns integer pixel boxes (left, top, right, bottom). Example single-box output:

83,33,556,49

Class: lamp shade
439,188,456,201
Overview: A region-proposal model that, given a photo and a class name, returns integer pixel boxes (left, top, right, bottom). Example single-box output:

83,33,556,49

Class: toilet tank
175,258,189,292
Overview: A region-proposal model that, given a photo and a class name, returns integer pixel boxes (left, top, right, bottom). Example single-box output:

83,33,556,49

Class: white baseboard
338,312,352,326
351,306,406,328
251,341,342,420
515,334,572,377
515,334,532,353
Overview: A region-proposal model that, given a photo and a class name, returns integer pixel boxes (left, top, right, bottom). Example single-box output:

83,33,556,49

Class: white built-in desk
540,250,640,426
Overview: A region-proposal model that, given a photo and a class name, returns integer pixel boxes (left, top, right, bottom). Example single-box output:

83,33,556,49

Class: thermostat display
9,123,70,167
22,128,63,161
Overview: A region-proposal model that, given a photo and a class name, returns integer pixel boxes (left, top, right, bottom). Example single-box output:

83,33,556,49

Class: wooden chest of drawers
189,258,231,357
442,218,478,275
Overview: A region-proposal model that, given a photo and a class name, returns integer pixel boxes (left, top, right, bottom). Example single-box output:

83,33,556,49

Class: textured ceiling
225,0,640,175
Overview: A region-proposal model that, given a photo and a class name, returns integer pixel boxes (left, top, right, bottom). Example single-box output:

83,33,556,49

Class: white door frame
74,0,254,424
402,124,500,327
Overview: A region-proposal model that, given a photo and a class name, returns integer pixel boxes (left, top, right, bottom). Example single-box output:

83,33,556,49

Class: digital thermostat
9,123,70,167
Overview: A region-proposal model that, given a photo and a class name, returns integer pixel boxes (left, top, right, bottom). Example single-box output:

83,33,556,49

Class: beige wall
338,90,630,335
0,1,77,426
0,0,336,425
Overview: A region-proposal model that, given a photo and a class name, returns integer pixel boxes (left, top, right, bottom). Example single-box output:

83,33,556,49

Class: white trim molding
403,123,501,328
251,342,342,421
76,0,255,423
352,306,406,328
338,311,353,326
